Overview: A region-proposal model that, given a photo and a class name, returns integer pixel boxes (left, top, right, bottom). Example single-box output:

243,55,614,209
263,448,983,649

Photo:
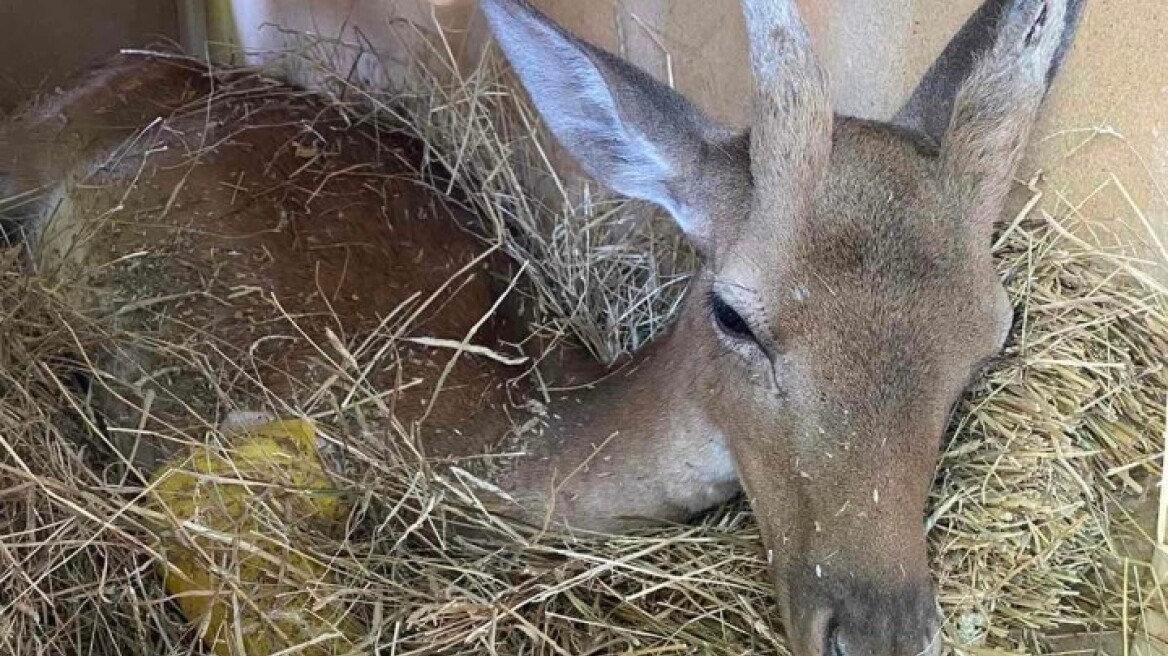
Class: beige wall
217,0,1167,273
216,0,968,124
0,0,177,111
1024,0,1168,259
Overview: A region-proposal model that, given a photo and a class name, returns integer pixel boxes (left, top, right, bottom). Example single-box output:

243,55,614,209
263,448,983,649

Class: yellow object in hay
148,418,364,656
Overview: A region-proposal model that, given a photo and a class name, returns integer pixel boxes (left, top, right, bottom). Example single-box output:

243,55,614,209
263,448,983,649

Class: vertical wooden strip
205,0,241,64
176,0,209,58
1133,397,1168,656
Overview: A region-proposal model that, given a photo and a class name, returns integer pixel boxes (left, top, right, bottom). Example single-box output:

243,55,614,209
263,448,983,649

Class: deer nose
805,581,941,656
822,617,942,656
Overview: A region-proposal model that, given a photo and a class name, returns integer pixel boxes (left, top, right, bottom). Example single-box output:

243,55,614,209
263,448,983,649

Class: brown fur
1,55,523,466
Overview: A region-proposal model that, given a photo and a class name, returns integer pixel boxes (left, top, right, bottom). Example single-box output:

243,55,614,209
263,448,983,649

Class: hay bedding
0,36,1165,656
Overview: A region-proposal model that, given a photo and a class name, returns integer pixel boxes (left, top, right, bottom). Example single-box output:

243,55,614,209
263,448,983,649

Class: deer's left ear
899,0,1086,238
480,0,748,247
894,0,1086,147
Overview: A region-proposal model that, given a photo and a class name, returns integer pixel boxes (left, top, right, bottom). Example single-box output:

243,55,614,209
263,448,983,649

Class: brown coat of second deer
0,0,1084,655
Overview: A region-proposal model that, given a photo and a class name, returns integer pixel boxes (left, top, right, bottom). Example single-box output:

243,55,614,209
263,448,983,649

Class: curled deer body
0,0,1083,655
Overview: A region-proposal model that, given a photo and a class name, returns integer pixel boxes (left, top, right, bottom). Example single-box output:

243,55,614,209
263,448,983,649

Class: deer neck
520,314,740,519
548,338,690,441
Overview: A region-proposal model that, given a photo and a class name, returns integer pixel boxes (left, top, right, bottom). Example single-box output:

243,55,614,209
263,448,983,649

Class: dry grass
0,23,1166,656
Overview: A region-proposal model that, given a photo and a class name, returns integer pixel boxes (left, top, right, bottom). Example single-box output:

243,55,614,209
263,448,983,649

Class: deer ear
922,0,1086,238
480,0,745,244
893,0,1086,146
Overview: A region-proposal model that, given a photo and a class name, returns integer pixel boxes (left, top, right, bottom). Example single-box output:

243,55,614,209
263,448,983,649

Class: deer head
480,0,1085,654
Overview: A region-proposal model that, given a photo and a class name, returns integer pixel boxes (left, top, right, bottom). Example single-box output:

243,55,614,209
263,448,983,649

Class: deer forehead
718,121,966,264
715,156,977,304
710,175,1000,369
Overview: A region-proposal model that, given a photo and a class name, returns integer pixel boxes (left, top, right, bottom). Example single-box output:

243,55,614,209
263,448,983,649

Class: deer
478,0,1083,653
0,0,1084,654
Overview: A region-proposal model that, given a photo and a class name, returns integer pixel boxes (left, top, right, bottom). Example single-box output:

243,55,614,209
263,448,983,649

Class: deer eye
709,292,757,342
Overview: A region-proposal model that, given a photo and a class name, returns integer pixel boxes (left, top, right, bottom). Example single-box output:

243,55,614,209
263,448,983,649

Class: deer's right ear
480,0,746,246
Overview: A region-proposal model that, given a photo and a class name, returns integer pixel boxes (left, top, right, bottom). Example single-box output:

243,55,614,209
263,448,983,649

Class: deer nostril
824,617,844,656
